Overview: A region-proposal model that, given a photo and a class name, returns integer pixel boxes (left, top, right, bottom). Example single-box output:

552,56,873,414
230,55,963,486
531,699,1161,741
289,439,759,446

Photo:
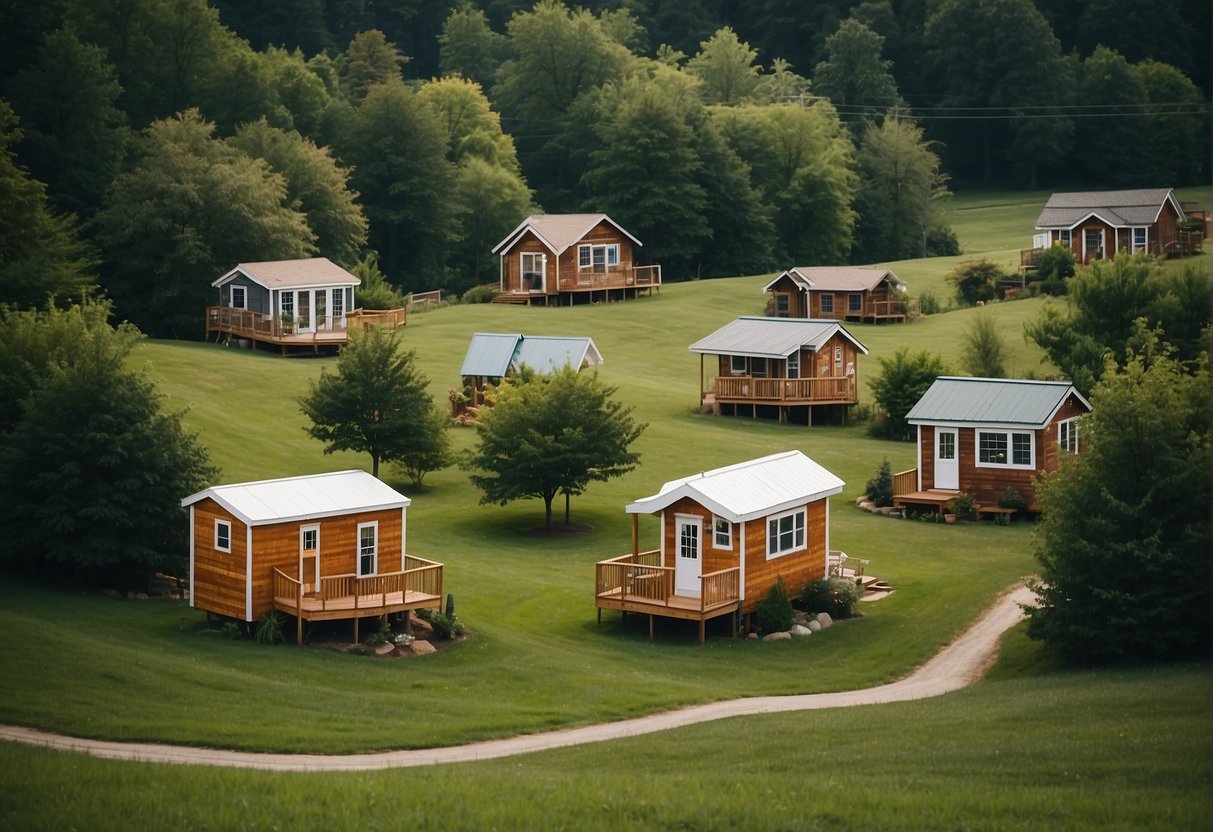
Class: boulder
816,612,833,628
746,632,759,640
762,631,792,641
859,501,876,512
374,642,396,657
791,624,812,637
807,619,822,632
410,639,437,655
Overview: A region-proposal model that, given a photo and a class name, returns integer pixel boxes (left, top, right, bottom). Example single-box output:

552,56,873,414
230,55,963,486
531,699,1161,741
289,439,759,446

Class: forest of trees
0,0,1208,329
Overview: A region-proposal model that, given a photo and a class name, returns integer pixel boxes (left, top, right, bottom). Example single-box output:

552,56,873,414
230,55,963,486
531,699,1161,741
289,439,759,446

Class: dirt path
0,586,1033,772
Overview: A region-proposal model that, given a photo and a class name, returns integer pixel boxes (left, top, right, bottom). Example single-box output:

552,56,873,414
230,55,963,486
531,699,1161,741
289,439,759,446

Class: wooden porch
205,306,407,353
890,467,957,511
594,551,740,644
712,375,857,406
493,264,661,305
844,297,915,323
272,555,443,645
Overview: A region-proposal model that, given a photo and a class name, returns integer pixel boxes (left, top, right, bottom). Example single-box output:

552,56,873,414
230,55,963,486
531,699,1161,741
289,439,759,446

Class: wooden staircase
491,292,531,305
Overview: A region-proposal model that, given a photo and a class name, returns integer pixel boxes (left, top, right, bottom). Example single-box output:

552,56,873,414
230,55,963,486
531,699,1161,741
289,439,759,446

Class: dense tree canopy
869,348,950,441
812,19,902,136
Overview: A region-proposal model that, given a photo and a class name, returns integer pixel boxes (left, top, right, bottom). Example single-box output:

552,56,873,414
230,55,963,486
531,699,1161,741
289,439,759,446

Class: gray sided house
689,316,868,426
763,266,911,322
458,332,604,409
898,377,1092,513
1031,188,1188,264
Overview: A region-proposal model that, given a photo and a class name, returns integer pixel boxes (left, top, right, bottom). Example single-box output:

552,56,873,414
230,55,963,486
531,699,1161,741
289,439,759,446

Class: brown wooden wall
766,275,807,317
500,230,552,294
712,334,859,381
656,496,828,614
191,503,405,621
499,220,636,295
1048,200,1183,259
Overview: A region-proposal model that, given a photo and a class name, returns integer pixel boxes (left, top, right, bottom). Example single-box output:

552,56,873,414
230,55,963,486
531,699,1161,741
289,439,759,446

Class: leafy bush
946,258,1003,306
946,492,977,519
254,612,285,645
925,224,960,256
997,487,1029,511
868,348,950,440
461,284,499,304
918,289,940,315
755,577,794,633
801,577,863,619
425,610,465,640
1036,243,1076,296
865,459,893,507
365,618,391,647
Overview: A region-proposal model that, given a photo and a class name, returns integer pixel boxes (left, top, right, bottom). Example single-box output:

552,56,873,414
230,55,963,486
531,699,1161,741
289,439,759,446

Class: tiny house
458,332,603,409
595,451,845,643
763,266,911,322
182,470,442,644
1029,188,1190,265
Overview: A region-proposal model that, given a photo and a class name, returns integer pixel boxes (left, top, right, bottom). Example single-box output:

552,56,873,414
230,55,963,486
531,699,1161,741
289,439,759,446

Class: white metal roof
459,333,604,378
181,470,410,526
763,266,906,293
626,450,844,523
906,377,1091,428
688,316,869,359
491,213,643,255
212,258,360,290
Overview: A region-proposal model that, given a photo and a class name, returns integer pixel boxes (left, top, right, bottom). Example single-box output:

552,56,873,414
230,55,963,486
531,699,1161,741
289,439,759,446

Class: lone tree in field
300,325,447,481
960,311,1007,378
469,366,645,530
869,348,949,440
1024,341,1211,663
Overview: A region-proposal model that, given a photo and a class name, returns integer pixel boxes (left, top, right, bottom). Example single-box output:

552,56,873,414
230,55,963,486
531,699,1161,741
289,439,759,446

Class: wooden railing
273,567,303,610
893,468,917,496
712,375,857,404
595,552,739,611
206,306,405,343
273,558,442,613
867,298,914,318
345,307,407,330
407,291,442,312
557,263,661,292
699,567,740,610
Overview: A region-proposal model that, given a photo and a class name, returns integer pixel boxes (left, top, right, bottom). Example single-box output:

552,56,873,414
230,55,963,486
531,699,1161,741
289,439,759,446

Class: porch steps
490,293,530,305
859,576,893,594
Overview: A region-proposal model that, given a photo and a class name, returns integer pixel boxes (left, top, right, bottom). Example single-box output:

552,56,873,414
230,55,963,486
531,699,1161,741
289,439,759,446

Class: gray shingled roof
688,316,868,359
763,266,905,293
906,377,1091,427
212,258,359,290
1034,188,1181,229
491,214,642,255
460,332,603,378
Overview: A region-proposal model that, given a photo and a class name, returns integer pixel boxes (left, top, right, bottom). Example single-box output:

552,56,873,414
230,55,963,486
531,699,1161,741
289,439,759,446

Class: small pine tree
864,459,894,507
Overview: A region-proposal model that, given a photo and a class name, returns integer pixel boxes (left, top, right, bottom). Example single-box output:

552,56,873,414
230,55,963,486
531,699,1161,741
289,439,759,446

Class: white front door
300,525,320,592
936,428,959,490
674,516,702,597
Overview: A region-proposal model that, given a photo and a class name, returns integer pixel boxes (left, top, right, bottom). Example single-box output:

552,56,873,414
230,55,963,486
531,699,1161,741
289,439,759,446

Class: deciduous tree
438,3,507,90
686,27,763,105
869,348,949,440
812,20,902,136
960,312,1007,378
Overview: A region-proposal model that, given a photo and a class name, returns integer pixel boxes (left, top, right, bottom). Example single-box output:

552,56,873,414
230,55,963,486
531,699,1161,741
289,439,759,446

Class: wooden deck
594,551,740,644
712,376,857,406
205,306,406,353
493,264,661,305
272,556,442,644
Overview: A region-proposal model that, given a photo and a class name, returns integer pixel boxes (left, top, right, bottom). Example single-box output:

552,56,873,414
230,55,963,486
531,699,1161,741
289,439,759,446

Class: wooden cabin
896,377,1092,514
490,214,661,305
763,266,912,322
595,451,846,643
182,470,443,644
206,258,406,353
689,316,869,425
457,332,603,410
1026,188,1192,267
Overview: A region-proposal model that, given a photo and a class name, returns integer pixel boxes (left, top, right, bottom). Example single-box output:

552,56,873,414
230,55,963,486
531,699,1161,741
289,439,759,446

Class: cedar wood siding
192,503,405,621
658,496,827,615
766,274,807,317
1048,201,1183,258
713,332,860,380
919,393,1088,510
500,220,636,296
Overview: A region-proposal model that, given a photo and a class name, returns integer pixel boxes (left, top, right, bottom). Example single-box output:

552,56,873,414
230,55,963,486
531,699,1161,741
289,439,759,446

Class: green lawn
1,187,1209,828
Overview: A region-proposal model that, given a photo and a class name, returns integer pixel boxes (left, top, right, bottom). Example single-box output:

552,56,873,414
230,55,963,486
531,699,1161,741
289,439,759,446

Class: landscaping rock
859,500,876,511
807,619,822,632
816,612,834,628
762,631,792,641
746,632,758,640
135,593,149,600
410,618,435,638
410,639,437,655
791,624,812,637
374,642,396,657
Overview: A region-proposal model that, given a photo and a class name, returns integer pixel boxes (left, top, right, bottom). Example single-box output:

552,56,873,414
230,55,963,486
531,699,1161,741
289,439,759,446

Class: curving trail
0,586,1033,772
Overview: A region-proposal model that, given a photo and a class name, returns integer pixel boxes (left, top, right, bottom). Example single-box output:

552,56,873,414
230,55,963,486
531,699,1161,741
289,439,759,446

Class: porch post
699,354,704,408
631,514,639,557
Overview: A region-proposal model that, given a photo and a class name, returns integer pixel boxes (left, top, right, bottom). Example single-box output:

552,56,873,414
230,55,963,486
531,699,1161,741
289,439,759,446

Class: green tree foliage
1130,60,1206,185
1025,256,1212,395
342,29,407,103
755,577,794,633
0,301,217,585
336,79,451,290
852,117,950,262
869,348,949,440
348,252,407,310
438,3,508,90
228,119,367,265
469,366,645,530
208,0,332,56
95,109,314,337
946,258,1003,307
685,27,763,105
960,312,1007,378
1036,243,1076,296
922,0,1072,187
1025,345,1211,663
713,102,856,265
811,19,902,136
761,57,809,103
299,325,445,480
864,459,893,507
1073,46,1146,186
0,100,97,309
7,27,130,217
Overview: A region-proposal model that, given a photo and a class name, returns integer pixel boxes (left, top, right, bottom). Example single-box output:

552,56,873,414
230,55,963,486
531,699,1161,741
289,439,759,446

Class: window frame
774,293,790,317
713,515,732,549
1059,229,1072,247
786,352,799,379
834,346,843,369
1131,226,1148,253
357,521,378,577
819,294,834,314
848,293,862,313
230,285,247,310
331,288,345,320
766,508,806,560
279,290,294,319
730,355,748,375
578,243,619,271
976,429,1036,470
214,519,232,553
1058,418,1079,454
751,357,768,378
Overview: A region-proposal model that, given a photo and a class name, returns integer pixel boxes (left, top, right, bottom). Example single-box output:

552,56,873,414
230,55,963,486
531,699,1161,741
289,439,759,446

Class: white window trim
1131,226,1148,253
229,285,247,310
976,429,1036,470
730,355,747,374
713,515,732,549
357,521,378,577
578,243,619,270
766,508,806,560
834,346,843,369
1058,418,1079,454
214,519,232,553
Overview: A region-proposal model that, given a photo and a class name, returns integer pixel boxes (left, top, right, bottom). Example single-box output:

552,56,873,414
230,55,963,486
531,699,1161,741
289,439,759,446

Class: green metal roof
906,377,1090,428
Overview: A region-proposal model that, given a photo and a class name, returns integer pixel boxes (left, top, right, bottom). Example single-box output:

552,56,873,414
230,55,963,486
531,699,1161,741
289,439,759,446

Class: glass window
775,294,790,317
1132,227,1147,252
1059,229,1071,246
730,355,747,374
679,522,698,560
1058,419,1079,453
979,430,1034,467
834,346,843,368
215,520,231,552
787,352,799,379
301,527,317,551
280,291,294,318
331,288,345,318
978,432,1007,464
230,285,246,309
578,244,618,270
751,358,768,378
938,431,955,461
848,293,862,313
713,516,731,549
358,522,377,577
1011,433,1033,466
820,294,834,314
767,509,805,558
